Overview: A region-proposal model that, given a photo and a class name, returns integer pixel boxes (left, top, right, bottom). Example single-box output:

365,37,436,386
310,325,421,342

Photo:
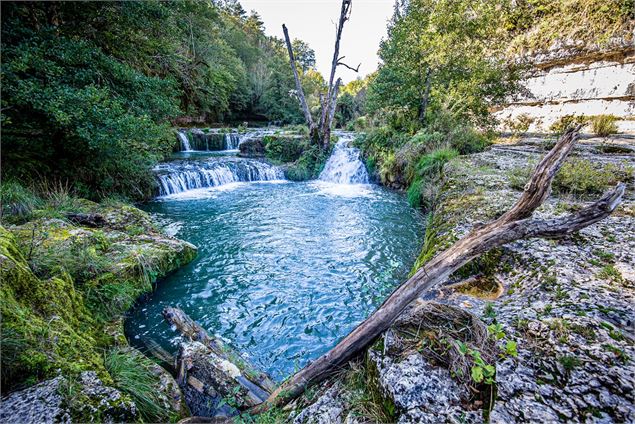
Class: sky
239,0,394,83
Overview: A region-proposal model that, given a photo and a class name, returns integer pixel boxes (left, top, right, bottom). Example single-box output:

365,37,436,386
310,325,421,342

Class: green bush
264,135,308,163
105,348,170,422
553,158,633,197
549,115,589,134
590,115,619,137
407,148,458,208
285,145,330,181
0,180,42,223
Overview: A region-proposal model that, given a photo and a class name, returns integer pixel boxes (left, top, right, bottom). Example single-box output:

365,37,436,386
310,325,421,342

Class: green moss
0,200,197,395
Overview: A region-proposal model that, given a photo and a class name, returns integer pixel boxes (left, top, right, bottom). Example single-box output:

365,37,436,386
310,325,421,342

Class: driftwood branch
252,126,626,411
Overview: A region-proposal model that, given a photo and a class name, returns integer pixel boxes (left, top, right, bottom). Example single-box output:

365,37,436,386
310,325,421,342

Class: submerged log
162,307,276,418
253,125,626,411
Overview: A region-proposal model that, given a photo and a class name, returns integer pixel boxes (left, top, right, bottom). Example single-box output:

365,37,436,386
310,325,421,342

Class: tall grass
105,348,170,422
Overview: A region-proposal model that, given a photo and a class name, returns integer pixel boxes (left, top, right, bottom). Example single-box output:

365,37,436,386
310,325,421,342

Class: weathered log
163,307,276,417
252,126,626,411
65,212,106,227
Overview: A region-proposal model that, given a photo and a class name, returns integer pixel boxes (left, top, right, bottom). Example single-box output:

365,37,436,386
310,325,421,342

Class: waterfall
155,158,285,196
177,131,192,151
319,134,369,184
224,133,241,150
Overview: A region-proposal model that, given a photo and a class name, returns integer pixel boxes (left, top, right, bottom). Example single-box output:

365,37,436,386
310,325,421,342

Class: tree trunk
282,1,354,149
282,24,314,135
251,126,625,411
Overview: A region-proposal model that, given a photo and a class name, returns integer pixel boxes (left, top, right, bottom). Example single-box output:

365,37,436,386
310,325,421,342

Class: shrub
503,113,534,137
264,135,307,163
407,148,458,208
105,348,170,422
549,115,588,134
553,158,633,197
285,145,330,181
590,115,619,137
0,180,42,223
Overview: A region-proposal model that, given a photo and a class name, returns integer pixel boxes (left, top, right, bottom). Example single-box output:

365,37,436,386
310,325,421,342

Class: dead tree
282,0,357,149
252,126,626,411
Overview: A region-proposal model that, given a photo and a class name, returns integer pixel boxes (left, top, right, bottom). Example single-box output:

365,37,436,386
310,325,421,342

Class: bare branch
282,24,314,129
337,61,361,72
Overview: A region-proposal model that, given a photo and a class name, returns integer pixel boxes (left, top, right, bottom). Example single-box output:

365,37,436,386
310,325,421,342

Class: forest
1,0,634,423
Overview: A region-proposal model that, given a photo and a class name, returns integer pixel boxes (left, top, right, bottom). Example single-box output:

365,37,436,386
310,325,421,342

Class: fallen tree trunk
252,126,626,411
163,307,276,417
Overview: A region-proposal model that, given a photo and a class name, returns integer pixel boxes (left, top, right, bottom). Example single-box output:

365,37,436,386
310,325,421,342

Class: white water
224,133,241,150
177,131,192,151
155,158,285,196
319,133,369,184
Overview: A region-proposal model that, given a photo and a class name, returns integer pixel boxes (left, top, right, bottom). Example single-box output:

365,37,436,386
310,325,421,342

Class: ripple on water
125,181,424,381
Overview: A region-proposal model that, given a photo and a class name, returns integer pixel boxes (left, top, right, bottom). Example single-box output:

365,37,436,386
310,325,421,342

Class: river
125,130,425,381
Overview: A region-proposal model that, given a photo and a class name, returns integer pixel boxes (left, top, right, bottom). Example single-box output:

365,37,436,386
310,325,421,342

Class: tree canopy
1,1,308,199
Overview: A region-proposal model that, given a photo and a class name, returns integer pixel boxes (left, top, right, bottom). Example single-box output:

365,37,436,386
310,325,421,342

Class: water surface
126,175,423,381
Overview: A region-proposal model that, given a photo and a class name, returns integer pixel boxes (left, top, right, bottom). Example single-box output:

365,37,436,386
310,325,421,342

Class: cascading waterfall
155,158,285,196
224,133,241,150
177,131,192,151
319,134,369,184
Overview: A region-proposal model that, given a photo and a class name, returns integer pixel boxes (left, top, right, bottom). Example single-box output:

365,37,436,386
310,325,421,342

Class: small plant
553,159,633,197
504,340,518,357
558,355,581,371
597,264,623,282
456,342,496,384
483,302,496,319
590,115,619,137
104,348,169,422
503,113,534,138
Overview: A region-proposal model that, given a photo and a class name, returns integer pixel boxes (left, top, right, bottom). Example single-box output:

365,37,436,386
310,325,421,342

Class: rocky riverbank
2,136,633,423
0,201,197,422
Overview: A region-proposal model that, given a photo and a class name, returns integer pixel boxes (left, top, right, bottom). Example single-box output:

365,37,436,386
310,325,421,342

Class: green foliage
264,136,307,163
506,0,634,53
105,348,170,422
503,113,534,138
590,115,619,136
344,359,398,423
549,114,589,134
285,146,331,182
407,148,458,208
367,0,521,131
1,1,308,199
553,158,633,197
0,180,42,223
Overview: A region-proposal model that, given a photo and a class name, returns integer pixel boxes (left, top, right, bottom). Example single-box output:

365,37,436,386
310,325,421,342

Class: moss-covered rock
0,201,197,415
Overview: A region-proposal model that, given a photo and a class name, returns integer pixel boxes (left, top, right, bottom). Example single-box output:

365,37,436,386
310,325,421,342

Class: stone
0,376,70,424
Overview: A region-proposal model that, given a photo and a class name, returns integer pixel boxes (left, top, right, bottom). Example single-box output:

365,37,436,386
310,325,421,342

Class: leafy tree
367,0,520,130
1,1,309,198
292,39,317,72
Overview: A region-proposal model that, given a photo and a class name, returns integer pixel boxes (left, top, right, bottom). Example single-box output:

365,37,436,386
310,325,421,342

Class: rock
239,138,265,157
0,376,70,424
369,352,481,424
293,383,346,424
70,371,138,423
